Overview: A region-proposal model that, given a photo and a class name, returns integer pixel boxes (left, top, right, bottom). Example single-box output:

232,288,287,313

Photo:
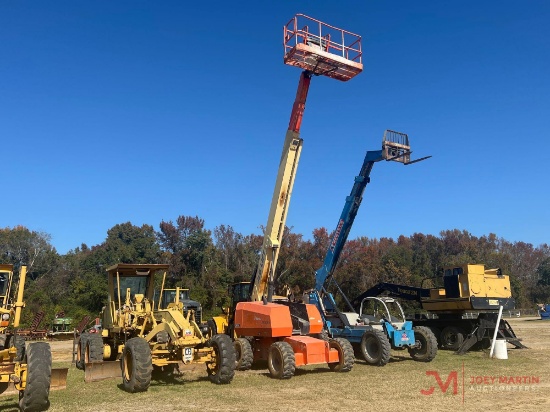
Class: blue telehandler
305,130,437,366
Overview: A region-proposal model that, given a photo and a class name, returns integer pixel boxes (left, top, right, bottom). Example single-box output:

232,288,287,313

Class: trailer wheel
207,334,235,384
121,337,152,393
75,333,90,370
428,326,441,343
86,333,104,363
360,330,391,366
327,338,354,372
19,342,52,412
408,326,438,362
234,337,253,371
267,341,295,379
440,326,464,351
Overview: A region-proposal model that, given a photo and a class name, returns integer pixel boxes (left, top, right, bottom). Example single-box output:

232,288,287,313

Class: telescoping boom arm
314,131,430,293
249,13,365,303
249,71,312,302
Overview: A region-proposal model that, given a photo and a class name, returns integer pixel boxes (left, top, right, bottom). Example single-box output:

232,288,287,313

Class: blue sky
2,1,549,254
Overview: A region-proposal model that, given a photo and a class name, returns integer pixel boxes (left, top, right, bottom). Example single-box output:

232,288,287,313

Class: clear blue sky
2,1,549,254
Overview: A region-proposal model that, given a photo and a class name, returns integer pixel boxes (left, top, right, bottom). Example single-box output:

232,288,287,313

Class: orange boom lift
230,14,363,378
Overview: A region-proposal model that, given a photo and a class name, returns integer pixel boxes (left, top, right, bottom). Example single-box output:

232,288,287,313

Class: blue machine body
540,304,550,320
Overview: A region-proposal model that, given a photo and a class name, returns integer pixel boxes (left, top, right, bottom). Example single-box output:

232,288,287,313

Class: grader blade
84,361,120,382
0,367,68,397
0,383,19,397
51,367,69,390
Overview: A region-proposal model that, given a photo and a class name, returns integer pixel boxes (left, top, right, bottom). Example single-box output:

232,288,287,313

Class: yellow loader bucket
84,361,121,382
0,367,68,397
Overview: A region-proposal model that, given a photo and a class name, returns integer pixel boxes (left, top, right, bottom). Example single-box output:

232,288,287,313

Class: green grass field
1,318,548,412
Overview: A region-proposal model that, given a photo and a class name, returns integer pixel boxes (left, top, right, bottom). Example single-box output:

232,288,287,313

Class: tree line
1,218,549,328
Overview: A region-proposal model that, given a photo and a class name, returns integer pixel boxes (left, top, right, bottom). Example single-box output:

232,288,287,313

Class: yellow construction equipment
0,264,67,411
351,264,527,353
75,263,235,391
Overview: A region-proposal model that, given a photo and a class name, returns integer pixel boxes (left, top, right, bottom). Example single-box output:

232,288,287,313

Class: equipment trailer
350,264,527,353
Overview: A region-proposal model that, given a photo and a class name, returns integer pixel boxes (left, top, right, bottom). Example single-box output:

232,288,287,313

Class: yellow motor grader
75,263,235,392
0,264,67,411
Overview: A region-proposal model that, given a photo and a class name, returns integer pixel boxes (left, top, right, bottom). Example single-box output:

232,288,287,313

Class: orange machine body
234,302,293,337
234,301,336,365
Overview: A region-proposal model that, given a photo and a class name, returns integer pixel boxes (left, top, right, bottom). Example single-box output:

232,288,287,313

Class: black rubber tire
12,335,26,362
19,342,52,412
360,329,391,366
121,337,152,393
408,326,438,362
0,333,7,350
155,331,170,344
327,338,354,372
440,326,465,351
207,319,218,339
207,334,235,384
234,337,253,371
267,341,295,379
75,333,90,370
314,329,330,342
428,326,441,343
472,338,492,350
86,334,104,363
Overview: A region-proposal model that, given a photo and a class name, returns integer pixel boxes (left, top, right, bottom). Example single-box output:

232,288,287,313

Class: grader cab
0,264,67,411
75,263,235,392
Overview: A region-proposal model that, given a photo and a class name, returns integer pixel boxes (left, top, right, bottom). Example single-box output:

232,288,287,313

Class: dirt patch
50,339,76,362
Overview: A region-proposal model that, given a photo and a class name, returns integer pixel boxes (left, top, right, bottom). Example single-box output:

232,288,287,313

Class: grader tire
408,326,438,362
360,330,391,366
121,337,152,393
13,335,26,362
19,342,52,412
86,334,104,363
328,338,354,372
207,334,235,384
75,333,90,370
207,319,218,339
267,341,295,379
234,337,253,371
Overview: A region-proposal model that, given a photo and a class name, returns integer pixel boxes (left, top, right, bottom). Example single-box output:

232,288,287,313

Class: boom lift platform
211,14,363,379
